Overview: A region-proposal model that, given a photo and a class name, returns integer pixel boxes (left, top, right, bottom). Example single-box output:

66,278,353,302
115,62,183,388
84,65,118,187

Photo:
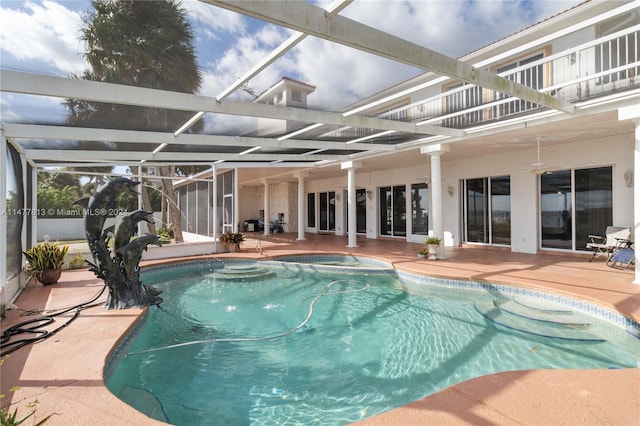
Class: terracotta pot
35,267,62,285
226,244,240,253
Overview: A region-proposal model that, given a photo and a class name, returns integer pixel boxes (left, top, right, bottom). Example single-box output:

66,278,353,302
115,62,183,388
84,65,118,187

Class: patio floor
2,234,639,425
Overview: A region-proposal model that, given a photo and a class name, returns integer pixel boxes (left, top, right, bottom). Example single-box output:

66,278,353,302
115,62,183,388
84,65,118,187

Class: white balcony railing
334,26,639,139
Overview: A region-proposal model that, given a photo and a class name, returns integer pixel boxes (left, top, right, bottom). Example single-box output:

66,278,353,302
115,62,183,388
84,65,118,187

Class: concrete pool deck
2,234,639,425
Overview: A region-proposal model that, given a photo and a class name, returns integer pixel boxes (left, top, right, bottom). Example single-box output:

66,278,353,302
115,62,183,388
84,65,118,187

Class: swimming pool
106,259,640,425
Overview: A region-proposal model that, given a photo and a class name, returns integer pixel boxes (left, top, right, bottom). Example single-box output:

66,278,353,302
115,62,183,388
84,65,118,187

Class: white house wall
442,133,633,253
303,131,633,254
239,182,299,233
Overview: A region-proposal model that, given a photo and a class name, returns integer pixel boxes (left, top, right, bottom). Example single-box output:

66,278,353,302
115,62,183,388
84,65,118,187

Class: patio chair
607,239,634,269
269,219,283,233
586,226,631,261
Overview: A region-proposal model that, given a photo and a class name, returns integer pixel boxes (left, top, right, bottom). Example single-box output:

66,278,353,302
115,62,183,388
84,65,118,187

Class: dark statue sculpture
83,178,163,309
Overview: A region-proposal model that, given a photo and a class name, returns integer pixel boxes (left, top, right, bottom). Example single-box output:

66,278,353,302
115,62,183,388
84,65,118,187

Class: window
318,191,335,231
541,166,612,251
291,89,302,102
379,185,406,237
463,176,511,245
307,193,316,227
496,53,544,117
356,189,367,234
219,170,235,234
411,183,429,235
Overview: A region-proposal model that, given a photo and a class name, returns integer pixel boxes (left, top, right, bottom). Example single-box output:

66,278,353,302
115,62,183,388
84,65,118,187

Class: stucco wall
304,131,634,254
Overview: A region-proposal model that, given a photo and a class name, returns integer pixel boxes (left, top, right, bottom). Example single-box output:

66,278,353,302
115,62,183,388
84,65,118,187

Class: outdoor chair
586,226,631,261
269,220,283,233
606,239,634,269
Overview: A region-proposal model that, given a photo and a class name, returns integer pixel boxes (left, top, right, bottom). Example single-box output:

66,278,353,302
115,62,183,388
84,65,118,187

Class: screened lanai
2,0,640,308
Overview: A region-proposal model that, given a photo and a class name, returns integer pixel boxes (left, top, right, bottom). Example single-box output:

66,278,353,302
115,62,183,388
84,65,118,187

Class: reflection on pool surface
106,260,640,426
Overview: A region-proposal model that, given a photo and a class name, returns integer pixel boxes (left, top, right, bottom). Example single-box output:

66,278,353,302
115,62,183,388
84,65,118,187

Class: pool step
495,299,590,327
512,296,573,314
202,266,274,281
474,299,604,342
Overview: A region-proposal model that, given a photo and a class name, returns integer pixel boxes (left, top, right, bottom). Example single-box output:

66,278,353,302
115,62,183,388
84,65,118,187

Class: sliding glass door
318,191,335,232
379,185,406,237
541,166,612,251
463,176,511,245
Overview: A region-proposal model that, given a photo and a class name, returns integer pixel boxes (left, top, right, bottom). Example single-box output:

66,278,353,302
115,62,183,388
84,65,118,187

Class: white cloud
0,0,85,74
182,0,246,37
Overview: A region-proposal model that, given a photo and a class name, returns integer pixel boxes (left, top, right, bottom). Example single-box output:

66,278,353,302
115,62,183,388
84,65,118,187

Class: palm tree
65,0,203,242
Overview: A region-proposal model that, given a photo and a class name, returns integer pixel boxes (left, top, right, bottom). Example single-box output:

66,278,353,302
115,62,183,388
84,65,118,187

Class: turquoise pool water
106,260,640,425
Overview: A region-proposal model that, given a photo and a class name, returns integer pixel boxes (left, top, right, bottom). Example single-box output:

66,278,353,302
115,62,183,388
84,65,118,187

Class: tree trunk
159,166,183,242
140,184,157,235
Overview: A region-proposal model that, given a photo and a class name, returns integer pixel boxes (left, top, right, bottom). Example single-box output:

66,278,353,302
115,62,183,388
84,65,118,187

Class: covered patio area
1,237,638,425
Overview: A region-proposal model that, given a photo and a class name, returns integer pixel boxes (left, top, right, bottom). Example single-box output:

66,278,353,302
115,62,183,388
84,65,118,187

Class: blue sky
1,0,583,130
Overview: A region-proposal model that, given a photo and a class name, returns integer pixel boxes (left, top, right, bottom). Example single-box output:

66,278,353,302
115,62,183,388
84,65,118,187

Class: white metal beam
0,70,461,137
3,124,396,152
23,149,342,162
205,0,574,114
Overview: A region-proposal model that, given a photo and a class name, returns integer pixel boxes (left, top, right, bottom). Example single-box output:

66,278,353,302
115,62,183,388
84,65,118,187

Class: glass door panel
540,170,572,249
490,176,511,245
379,186,406,237
575,166,612,251
466,178,487,243
411,183,429,235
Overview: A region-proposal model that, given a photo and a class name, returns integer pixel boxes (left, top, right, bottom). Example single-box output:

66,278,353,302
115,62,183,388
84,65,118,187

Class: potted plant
23,241,69,285
417,248,428,259
220,232,245,252
425,236,441,260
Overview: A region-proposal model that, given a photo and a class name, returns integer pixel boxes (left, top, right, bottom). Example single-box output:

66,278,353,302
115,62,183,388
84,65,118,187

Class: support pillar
619,105,640,284
263,180,270,236
634,121,640,284
1,135,7,291
30,164,37,247
211,165,218,249
234,169,240,232
421,144,449,259
341,161,361,248
296,172,308,241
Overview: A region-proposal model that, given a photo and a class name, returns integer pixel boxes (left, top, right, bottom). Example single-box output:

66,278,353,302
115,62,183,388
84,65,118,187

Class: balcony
335,26,639,140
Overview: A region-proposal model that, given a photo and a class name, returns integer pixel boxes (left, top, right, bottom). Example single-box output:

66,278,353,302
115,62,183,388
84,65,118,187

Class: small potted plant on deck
417,247,428,259
23,241,69,285
220,232,245,252
425,236,441,260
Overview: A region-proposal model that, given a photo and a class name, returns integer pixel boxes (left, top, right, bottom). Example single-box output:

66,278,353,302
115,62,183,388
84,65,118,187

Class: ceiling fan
530,136,559,175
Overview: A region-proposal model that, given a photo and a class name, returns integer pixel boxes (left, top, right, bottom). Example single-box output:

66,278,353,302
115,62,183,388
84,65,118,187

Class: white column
296,172,308,241
619,106,640,284
31,164,38,247
233,168,239,232
341,161,361,248
263,180,270,236
1,135,8,290
421,144,449,259
211,165,218,249
634,121,640,284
